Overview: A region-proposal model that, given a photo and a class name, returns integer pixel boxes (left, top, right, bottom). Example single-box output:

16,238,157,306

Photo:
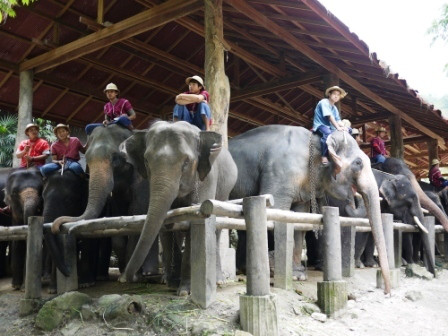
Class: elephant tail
44,231,70,277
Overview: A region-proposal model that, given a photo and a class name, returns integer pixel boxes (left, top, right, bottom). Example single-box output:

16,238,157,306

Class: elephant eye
182,158,190,171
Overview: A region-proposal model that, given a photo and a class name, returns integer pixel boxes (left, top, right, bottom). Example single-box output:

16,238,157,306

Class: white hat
53,123,70,135
24,123,39,135
104,83,120,93
325,86,347,99
185,75,205,88
432,159,440,166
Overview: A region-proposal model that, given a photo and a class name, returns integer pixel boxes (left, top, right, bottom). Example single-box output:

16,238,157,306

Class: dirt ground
1,262,448,336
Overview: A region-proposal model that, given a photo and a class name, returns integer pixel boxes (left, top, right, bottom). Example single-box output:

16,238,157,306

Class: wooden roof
1,0,447,178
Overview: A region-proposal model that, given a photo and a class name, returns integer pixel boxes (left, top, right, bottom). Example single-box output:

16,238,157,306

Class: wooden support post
240,196,278,336
423,216,436,274
388,115,404,159
204,0,230,146
191,216,217,309
14,70,34,168
274,221,293,289
57,234,78,294
427,139,438,170
340,226,355,277
20,216,43,316
317,206,347,317
394,229,403,268
97,0,104,24
377,214,399,289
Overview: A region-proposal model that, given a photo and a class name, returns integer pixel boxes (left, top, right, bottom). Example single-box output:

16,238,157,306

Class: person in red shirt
16,123,50,168
40,124,86,178
429,158,448,189
370,126,388,164
85,83,136,135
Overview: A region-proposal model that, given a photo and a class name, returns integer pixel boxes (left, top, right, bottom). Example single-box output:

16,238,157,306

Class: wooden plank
20,0,203,73
227,0,446,148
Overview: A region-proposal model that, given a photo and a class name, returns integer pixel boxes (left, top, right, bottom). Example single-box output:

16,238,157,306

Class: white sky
318,0,448,98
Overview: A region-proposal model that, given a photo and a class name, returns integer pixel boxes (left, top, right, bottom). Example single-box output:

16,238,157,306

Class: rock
35,292,92,331
405,290,423,302
235,331,253,336
80,304,95,321
298,302,321,315
190,321,218,335
311,312,327,322
405,264,434,280
60,321,81,336
102,294,144,326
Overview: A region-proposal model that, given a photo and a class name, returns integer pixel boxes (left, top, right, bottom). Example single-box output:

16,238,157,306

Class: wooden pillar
191,216,217,308
388,115,404,159
204,0,230,146
427,139,438,170
14,70,34,168
97,0,104,24
19,216,43,316
323,74,340,112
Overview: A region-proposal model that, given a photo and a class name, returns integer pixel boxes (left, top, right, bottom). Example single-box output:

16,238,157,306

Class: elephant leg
412,233,422,264
362,233,378,267
42,243,52,283
48,262,57,294
293,231,307,280
402,232,414,265
160,231,181,288
112,236,127,273
305,230,322,269
96,238,112,281
11,240,26,289
78,238,98,287
235,231,246,274
178,231,191,296
0,241,7,277
355,232,369,268
140,237,160,276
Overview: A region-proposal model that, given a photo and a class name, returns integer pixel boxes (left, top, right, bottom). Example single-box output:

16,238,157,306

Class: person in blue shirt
312,86,349,165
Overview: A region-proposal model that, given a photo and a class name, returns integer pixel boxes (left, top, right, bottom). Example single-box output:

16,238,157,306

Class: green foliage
0,113,17,167
428,4,448,74
0,0,37,23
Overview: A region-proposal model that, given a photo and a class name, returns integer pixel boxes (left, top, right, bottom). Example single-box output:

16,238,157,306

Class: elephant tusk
421,208,429,214
354,191,382,201
413,216,429,234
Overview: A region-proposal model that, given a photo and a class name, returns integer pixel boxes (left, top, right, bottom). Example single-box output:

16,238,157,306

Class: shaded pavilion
0,0,447,178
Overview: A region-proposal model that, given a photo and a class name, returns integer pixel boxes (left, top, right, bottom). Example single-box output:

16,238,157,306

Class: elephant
118,121,238,296
228,125,392,293
51,124,156,281
4,167,44,289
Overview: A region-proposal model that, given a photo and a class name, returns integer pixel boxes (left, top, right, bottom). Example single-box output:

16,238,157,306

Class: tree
0,0,37,24
428,3,448,73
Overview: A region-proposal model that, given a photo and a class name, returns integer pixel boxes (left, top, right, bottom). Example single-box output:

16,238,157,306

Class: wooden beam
226,0,446,148
20,0,203,73
231,71,323,101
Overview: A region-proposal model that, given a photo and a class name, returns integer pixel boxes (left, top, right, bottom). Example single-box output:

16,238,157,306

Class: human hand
24,145,31,152
25,155,33,163
103,120,109,126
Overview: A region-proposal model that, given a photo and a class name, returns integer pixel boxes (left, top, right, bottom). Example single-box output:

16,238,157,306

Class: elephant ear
197,131,222,181
326,132,343,176
120,130,148,178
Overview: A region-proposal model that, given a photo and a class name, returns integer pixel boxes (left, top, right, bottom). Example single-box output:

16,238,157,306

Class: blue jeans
315,125,333,158
372,154,386,164
85,116,132,135
40,160,84,177
173,102,211,131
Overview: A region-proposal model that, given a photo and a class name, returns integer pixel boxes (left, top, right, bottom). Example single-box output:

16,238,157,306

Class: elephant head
325,130,391,293
52,124,133,233
119,121,224,282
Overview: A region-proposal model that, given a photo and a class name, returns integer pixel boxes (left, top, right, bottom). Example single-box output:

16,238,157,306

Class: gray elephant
118,121,238,296
229,125,392,293
52,124,156,279
4,168,44,289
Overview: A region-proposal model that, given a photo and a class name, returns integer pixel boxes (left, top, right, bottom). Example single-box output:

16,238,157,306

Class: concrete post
56,234,78,294
394,229,403,268
423,216,436,274
190,216,217,309
444,232,448,261
240,196,278,336
317,206,347,317
14,70,34,168
274,221,293,289
20,216,43,316
377,214,399,289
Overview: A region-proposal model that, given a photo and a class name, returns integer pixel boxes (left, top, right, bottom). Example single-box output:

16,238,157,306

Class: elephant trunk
410,178,448,232
358,173,391,294
120,173,180,282
52,161,114,233
21,188,41,225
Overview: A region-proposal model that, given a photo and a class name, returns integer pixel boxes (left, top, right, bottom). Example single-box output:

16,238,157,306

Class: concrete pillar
240,196,278,336
377,214,399,289
191,216,217,308
317,206,347,317
274,221,294,289
394,229,403,268
14,70,34,168
204,0,230,146
20,216,43,316
423,216,436,275
341,226,355,277
388,115,404,159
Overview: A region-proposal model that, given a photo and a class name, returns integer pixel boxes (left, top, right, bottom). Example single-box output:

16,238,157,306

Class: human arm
50,154,64,166
15,141,29,158
175,93,206,105
328,115,346,131
125,108,136,120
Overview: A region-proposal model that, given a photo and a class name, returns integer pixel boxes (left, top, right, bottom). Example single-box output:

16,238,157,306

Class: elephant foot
41,273,51,284
355,260,365,269
363,258,378,268
118,274,127,283
177,280,191,297
48,287,57,294
79,281,95,289
11,283,21,291
292,263,307,281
